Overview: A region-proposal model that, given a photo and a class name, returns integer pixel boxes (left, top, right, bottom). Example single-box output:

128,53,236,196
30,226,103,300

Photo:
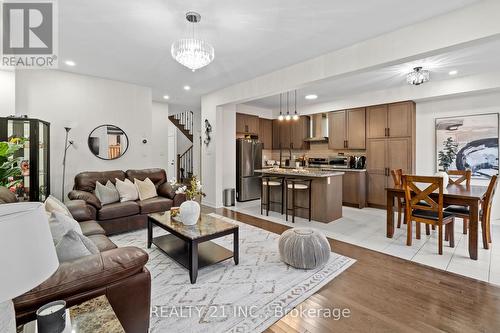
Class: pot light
64,60,76,66
163,95,170,100
305,94,318,100
183,85,191,91
448,70,458,76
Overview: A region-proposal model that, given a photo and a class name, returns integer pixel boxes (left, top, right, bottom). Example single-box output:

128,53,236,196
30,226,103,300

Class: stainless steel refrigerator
236,138,262,201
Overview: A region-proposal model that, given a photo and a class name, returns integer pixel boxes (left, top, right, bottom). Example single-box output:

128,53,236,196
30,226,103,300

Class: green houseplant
0,139,25,188
438,137,459,172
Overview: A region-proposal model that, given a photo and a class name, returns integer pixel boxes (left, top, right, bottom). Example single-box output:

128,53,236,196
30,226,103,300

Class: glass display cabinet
0,117,50,202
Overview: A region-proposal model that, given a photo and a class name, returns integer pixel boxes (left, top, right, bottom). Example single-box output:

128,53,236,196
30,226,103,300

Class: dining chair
445,170,472,234
390,169,404,228
444,175,497,249
403,175,456,255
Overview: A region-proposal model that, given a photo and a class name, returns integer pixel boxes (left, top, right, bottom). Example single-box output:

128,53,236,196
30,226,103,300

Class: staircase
169,111,194,183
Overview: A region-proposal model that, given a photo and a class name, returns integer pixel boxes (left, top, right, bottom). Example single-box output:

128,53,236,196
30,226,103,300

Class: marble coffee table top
148,211,238,240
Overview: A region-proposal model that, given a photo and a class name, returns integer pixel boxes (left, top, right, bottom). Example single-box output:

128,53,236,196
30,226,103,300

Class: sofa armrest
157,182,175,199
68,190,102,210
173,193,187,207
65,199,96,221
14,247,148,312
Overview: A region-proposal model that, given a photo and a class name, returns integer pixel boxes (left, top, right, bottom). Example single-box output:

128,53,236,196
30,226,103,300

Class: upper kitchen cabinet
236,113,259,134
258,118,273,149
290,116,310,150
328,108,366,149
366,101,415,139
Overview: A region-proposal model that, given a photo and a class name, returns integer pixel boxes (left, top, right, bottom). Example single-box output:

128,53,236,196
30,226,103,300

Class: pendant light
292,90,299,120
285,92,291,121
278,93,284,121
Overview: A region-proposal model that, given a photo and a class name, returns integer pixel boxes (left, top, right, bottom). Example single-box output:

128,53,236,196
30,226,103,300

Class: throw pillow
134,177,158,201
95,180,120,205
49,211,83,245
115,178,139,202
55,230,99,263
44,195,72,217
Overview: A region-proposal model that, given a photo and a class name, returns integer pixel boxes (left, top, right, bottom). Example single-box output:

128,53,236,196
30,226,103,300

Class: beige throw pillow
95,180,120,205
134,177,158,201
49,211,83,245
44,195,72,217
115,178,139,202
55,230,99,263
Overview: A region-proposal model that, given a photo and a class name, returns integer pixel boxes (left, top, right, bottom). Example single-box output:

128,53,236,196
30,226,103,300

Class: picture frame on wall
435,113,499,179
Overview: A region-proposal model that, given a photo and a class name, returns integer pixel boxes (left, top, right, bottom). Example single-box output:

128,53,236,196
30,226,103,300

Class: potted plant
172,176,205,225
0,139,25,189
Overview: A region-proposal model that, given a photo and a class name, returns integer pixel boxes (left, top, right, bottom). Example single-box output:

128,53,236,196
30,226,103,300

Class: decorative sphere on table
179,200,200,225
279,228,331,269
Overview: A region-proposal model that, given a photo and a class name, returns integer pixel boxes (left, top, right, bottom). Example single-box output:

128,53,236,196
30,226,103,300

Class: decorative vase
179,200,200,226
434,171,449,187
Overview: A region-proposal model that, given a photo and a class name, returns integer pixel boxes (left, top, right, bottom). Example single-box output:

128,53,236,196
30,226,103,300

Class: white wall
0,70,15,116
236,104,274,119
151,101,170,170
416,92,500,220
15,70,169,200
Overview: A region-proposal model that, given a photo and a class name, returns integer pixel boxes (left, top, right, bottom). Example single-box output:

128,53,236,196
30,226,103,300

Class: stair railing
177,145,193,183
173,111,193,136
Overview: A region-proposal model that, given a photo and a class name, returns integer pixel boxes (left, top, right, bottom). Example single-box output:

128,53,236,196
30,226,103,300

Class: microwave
329,156,349,168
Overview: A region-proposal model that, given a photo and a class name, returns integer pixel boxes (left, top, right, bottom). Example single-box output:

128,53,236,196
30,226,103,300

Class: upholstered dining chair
445,170,472,234
402,175,456,255
445,175,498,249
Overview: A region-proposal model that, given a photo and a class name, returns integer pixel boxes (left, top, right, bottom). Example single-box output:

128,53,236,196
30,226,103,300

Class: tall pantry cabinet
366,101,416,207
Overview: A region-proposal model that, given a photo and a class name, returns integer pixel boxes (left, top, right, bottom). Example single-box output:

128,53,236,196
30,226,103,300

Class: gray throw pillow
95,180,120,205
49,211,83,245
55,230,99,263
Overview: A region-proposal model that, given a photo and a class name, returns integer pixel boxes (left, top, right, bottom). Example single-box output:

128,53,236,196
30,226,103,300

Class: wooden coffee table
147,212,239,283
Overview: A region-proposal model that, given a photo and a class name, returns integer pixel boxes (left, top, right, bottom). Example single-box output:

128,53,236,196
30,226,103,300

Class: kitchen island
255,168,344,223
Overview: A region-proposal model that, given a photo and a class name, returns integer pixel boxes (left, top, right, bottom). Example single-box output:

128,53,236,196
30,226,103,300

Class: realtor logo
1,0,58,68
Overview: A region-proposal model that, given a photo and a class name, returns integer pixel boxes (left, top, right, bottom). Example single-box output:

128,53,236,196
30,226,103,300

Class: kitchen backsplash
262,143,366,164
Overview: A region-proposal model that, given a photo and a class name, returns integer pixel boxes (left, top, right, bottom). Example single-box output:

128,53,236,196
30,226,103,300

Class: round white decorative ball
279,228,331,270
179,200,200,226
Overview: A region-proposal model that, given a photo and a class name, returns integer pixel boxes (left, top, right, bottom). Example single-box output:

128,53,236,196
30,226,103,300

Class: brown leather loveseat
68,168,185,235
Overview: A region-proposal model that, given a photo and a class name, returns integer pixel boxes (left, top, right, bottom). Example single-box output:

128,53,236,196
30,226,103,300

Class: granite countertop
255,168,344,178
320,167,367,172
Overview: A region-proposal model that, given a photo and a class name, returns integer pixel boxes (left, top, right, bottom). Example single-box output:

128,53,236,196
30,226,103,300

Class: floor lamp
62,127,74,201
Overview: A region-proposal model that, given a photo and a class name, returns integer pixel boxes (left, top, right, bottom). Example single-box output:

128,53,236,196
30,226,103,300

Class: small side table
18,296,124,333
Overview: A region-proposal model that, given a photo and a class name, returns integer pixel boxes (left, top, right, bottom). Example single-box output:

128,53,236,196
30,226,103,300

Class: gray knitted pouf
278,228,331,270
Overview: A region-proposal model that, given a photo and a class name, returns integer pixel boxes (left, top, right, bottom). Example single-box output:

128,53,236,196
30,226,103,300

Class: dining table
386,183,489,260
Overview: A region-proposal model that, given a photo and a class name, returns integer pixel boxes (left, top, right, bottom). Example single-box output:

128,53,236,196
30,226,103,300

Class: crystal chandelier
406,66,430,85
171,12,214,72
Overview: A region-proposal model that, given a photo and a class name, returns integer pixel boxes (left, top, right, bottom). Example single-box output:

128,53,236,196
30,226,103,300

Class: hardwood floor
203,206,500,333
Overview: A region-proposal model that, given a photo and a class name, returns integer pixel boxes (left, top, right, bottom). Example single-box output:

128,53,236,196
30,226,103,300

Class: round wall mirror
88,124,129,160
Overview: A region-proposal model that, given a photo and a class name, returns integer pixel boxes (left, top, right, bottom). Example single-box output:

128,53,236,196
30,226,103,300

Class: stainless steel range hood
304,113,329,142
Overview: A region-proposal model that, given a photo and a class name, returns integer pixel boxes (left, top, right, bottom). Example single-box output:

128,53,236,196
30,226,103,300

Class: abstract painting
435,113,499,179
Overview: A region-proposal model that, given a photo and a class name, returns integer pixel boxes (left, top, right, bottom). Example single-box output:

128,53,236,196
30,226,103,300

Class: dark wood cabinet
366,101,415,207
258,118,273,149
272,119,282,149
272,116,309,149
236,113,259,134
328,108,365,149
342,171,367,208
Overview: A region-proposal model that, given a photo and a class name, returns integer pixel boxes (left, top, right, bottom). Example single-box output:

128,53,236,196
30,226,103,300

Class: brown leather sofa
0,192,151,333
68,168,186,235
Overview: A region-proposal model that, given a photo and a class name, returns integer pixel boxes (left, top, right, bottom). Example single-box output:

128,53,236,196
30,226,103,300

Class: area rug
110,213,355,333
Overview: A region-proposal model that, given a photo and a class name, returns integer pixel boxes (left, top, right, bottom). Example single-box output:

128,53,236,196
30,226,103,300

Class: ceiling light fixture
183,85,191,91
448,70,458,76
278,94,284,121
292,90,299,121
285,92,291,121
171,12,215,72
163,95,170,100
305,94,318,100
406,66,430,85
64,60,76,66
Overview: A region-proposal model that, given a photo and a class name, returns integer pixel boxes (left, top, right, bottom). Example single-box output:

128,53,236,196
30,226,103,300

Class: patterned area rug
110,213,355,333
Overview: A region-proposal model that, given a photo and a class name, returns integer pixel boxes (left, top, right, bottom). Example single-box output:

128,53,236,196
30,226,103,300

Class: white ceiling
58,0,479,108
245,37,500,110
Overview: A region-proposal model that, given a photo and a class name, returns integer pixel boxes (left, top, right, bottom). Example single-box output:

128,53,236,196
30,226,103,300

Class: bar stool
261,176,285,216
285,178,313,223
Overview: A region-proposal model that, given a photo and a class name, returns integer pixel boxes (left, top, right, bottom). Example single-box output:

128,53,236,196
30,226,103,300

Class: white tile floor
228,200,500,285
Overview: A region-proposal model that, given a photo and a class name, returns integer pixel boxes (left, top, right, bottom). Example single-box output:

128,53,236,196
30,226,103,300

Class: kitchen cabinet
272,116,309,150
328,108,366,149
258,118,273,149
342,171,367,208
366,102,415,207
236,113,259,134
367,101,415,139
